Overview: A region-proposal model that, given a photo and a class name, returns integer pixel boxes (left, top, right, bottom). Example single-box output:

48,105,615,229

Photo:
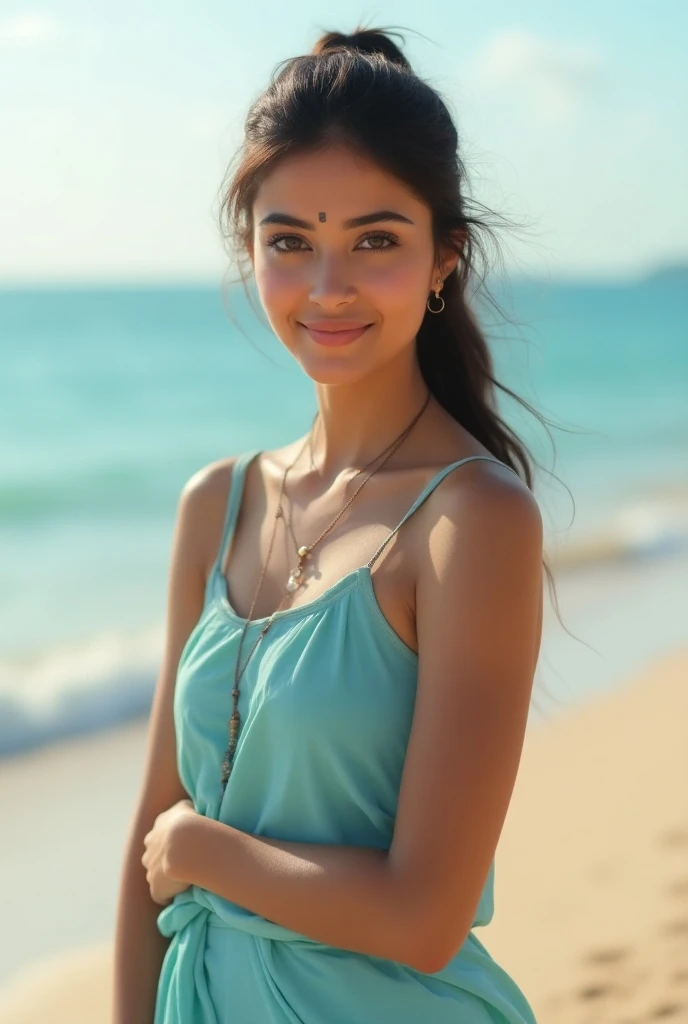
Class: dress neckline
211,561,419,662
215,558,363,625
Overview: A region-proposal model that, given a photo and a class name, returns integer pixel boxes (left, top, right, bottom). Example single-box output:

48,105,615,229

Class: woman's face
249,142,456,385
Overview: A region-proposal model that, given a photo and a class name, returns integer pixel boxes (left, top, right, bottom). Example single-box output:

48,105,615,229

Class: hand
142,798,197,906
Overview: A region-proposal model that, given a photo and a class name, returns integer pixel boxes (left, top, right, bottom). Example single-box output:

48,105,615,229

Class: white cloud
0,13,60,46
469,29,608,122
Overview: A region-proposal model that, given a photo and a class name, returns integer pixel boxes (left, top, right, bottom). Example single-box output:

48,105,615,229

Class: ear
440,228,466,280
435,234,463,282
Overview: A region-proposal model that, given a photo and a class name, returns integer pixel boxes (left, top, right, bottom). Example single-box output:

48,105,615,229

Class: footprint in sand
576,981,613,1000
565,931,688,1022
571,947,631,1010
583,946,630,966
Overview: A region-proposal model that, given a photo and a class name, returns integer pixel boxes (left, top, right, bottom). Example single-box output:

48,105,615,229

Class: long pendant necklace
284,397,430,598
220,391,431,793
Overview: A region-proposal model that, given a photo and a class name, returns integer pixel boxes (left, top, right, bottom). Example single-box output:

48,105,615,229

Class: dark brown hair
218,25,581,713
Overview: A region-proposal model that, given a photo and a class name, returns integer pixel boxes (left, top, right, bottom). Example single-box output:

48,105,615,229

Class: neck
306,352,432,481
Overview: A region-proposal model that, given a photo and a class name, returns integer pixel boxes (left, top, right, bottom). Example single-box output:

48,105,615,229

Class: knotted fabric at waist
154,885,322,1024
153,884,533,1024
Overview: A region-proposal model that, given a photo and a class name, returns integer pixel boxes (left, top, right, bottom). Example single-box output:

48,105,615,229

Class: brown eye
356,232,399,251
265,234,309,254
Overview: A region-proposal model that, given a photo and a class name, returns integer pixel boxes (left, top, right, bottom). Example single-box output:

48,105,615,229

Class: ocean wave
0,626,163,758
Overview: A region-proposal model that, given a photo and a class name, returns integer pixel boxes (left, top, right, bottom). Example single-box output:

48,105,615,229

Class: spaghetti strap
213,449,262,577
366,455,520,570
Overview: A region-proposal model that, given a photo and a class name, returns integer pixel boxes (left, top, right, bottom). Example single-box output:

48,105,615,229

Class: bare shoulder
438,456,540,519
179,456,240,574
418,457,543,577
183,455,237,499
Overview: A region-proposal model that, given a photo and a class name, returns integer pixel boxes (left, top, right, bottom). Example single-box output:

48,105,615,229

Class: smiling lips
299,320,373,346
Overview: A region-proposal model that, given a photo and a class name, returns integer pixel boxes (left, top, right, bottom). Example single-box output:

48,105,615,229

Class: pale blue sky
2,0,686,283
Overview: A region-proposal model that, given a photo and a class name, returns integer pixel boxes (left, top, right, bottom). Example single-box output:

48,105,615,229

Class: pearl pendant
287,547,309,593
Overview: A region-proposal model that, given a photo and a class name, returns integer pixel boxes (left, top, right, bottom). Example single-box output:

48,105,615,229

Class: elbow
404,940,461,976
384,862,471,974
398,907,471,975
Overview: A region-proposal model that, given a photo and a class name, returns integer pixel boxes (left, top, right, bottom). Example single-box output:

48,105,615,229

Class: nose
308,257,357,309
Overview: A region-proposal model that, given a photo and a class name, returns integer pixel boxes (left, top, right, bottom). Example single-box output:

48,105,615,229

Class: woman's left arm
164,471,544,973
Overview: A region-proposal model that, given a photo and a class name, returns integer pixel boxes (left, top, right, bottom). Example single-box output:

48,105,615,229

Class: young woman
113,27,553,1024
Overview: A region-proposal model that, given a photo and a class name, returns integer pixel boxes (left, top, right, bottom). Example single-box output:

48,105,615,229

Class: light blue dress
154,448,538,1023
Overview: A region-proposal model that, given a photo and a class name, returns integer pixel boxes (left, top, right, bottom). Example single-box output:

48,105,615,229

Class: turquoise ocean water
1,273,686,756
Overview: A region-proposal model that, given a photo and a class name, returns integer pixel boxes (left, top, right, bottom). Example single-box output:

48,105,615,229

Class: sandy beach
1,643,686,1022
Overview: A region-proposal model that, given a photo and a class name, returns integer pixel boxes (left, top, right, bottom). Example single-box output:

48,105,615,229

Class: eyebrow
258,210,415,230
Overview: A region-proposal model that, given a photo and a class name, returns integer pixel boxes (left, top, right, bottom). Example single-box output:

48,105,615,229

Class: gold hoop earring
427,279,445,314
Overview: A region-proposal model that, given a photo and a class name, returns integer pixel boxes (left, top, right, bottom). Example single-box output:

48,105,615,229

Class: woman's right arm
111,460,232,1024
